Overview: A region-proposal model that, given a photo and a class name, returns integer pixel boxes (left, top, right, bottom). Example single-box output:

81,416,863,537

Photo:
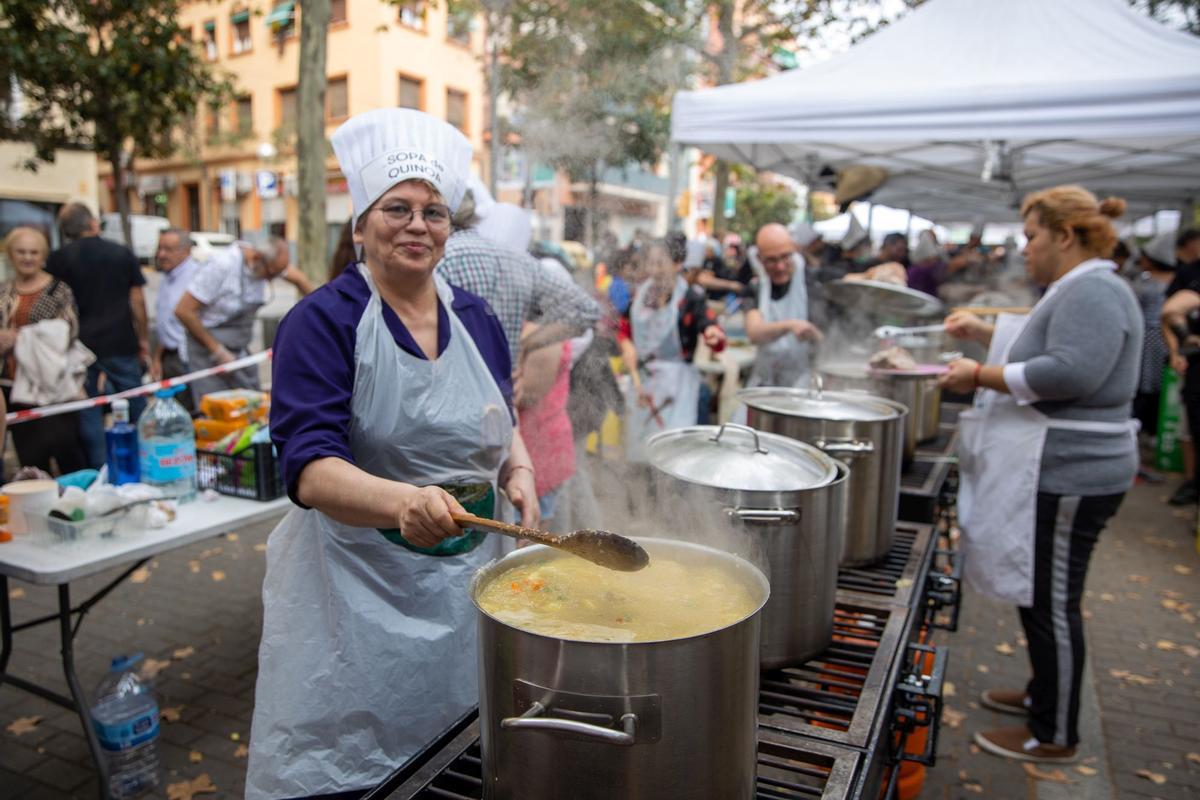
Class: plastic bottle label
93,709,159,752
140,441,196,483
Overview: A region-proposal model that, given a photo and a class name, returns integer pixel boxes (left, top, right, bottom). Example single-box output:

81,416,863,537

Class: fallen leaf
230,732,241,741
136,618,146,626
5,715,43,736
224,533,239,542
942,706,967,729
1157,640,1179,652
1100,592,1116,602
1128,574,1150,584
173,646,195,660
967,701,980,710
8,588,25,600
995,642,1015,656
161,706,183,722
254,543,267,553
943,681,956,698
1136,768,1167,785
198,547,223,559
188,560,201,574
140,658,171,680
234,743,249,758
181,672,192,680
1126,592,1142,600
958,770,969,781
1082,609,1093,620
969,744,981,755
210,570,226,582
1186,752,1200,765
1023,763,1074,784
188,750,203,763
977,664,990,674
130,567,151,584
166,773,217,800
1109,669,1158,686
1075,765,1099,776
1183,645,1200,658
963,781,983,794
1175,564,1194,576
1016,635,1027,647
895,577,913,589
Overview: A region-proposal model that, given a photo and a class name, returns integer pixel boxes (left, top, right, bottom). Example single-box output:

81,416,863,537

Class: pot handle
725,507,800,523
709,422,768,454
815,439,874,457
501,701,638,746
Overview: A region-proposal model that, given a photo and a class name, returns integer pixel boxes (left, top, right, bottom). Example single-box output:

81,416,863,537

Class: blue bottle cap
110,652,144,671
154,386,186,400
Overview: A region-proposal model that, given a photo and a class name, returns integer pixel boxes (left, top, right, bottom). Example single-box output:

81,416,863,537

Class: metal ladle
450,513,650,572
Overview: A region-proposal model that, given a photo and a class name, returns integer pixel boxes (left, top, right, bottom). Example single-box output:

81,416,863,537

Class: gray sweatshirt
1007,267,1144,496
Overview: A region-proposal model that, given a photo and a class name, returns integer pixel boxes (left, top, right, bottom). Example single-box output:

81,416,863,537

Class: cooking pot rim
739,387,908,421
470,537,770,646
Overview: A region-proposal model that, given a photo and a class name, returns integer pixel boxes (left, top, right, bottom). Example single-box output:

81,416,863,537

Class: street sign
219,169,237,202
256,170,279,199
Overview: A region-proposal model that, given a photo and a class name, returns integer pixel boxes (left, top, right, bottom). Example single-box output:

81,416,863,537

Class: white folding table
0,495,291,798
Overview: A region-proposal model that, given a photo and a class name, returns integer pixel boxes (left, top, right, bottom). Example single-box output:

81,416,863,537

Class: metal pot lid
824,278,945,318
739,387,904,421
646,423,837,493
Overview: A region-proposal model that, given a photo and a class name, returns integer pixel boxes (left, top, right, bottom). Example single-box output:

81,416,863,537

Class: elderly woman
940,186,1140,765
246,109,538,799
0,227,88,474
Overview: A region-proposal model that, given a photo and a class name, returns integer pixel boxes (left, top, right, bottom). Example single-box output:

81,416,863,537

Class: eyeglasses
760,253,795,267
371,201,452,229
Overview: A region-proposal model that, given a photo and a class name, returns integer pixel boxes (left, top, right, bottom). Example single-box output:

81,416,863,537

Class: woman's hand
396,485,467,549
702,325,726,350
943,311,989,344
503,465,540,529
790,320,823,342
939,357,980,393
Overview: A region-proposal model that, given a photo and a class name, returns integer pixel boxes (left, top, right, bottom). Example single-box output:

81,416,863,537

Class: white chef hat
789,221,821,247
477,203,534,253
1143,230,1178,268
683,239,707,269
331,108,473,231
842,215,868,250
466,175,498,217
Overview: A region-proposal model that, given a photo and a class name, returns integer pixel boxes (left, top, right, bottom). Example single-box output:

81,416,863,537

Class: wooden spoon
451,512,650,572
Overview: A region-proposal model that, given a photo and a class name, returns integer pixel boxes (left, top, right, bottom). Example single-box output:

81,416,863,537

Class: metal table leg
60,583,112,799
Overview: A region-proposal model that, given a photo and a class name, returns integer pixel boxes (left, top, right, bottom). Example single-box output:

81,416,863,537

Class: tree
730,174,799,243
297,0,330,283
500,0,690,246
0,0,230,244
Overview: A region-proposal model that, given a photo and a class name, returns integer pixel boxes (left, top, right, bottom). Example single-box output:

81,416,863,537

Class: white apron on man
246,268,512,798
956,260,1137,606
745,249,811,389
624,275,700,463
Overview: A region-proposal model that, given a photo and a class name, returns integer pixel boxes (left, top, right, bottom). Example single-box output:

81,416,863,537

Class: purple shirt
270,266,513,505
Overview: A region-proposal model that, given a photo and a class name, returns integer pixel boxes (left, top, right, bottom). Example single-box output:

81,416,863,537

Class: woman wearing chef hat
246,108,537,798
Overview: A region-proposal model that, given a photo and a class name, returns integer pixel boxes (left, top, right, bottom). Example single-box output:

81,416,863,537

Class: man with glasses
175,234,313,404
743,223,823,388
151,228,202,407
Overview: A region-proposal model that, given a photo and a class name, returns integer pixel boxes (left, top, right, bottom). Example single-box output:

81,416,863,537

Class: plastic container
193,417,248,441
91,653,162,799
197,442,284,501
138,387,197,503
199,389,269,422
106,398,141,486
43,511,125,544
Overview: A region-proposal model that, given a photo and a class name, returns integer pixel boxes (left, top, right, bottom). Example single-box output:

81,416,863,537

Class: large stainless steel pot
645,423,848,667
474,539,769,800
817,361,939,459
740,388,906,566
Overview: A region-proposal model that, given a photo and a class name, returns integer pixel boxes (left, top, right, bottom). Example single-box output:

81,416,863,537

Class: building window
330,0,347,24
278,87,297,131
202,20,218,60
446,88,467,133
205,103,222,144
398,1,426,31
265,1,296,38
236,95,253,135
398,75,423,110
231,9,253,54
326,77,348,121
447,7,472,44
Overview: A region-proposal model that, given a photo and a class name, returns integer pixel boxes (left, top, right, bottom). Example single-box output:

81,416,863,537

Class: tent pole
667,142,682,234
866,202,874,244
905,210,913,238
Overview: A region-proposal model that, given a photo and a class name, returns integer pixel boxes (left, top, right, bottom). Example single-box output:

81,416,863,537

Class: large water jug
91,654,161,798
137,386,196,502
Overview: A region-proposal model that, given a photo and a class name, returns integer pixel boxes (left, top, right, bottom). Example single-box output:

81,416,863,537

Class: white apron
956,261,1137,606
745,249,811,389
624,276,701,463
246,268,512,799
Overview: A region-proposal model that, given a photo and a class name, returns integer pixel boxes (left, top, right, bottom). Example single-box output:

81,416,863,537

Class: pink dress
518,343,576,497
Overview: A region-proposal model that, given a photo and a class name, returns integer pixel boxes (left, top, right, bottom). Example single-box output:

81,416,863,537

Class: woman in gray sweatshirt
940,186,1141,765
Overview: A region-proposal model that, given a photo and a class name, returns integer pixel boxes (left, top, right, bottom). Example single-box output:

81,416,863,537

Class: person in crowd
515,321,575,529
838,216,872,273
1126,234,1175,465
0,227,89,474
247,108,538,799
1159,230,1200,506
622,238,725,461
907,229,948,298
328,217,356,282
946,225,1003,280
863,232,910,269
1166,228,1200,295
46,203,148,468
437,183,600,366
175,235,313,406
693,237,746,299
743,223,822,388
150,229,201,406
940,186,1140,764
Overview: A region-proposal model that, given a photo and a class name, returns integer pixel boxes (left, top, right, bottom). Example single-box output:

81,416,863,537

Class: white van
100,213,170,263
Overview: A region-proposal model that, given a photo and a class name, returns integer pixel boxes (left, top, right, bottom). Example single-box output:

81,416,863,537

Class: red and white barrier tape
5,349,272,426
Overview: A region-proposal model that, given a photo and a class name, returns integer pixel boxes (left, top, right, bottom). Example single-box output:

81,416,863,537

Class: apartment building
101,0,486,249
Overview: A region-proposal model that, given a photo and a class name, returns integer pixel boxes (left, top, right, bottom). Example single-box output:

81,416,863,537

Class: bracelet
972,363,983,388
506,465,534,478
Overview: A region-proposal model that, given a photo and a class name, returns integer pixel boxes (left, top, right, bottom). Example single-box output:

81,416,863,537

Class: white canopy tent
671,0,1200,223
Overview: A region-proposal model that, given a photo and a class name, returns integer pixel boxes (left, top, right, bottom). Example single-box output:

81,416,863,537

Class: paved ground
2,479,1198,799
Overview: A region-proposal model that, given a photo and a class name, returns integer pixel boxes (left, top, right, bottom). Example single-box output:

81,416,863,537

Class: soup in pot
476,548,760,643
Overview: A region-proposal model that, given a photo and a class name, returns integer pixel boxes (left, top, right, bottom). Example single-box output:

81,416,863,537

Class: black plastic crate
197,442,284,501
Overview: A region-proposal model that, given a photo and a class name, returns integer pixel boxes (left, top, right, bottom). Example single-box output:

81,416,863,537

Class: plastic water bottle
138,386,196,502
106,398,140,485
91,654,161,798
